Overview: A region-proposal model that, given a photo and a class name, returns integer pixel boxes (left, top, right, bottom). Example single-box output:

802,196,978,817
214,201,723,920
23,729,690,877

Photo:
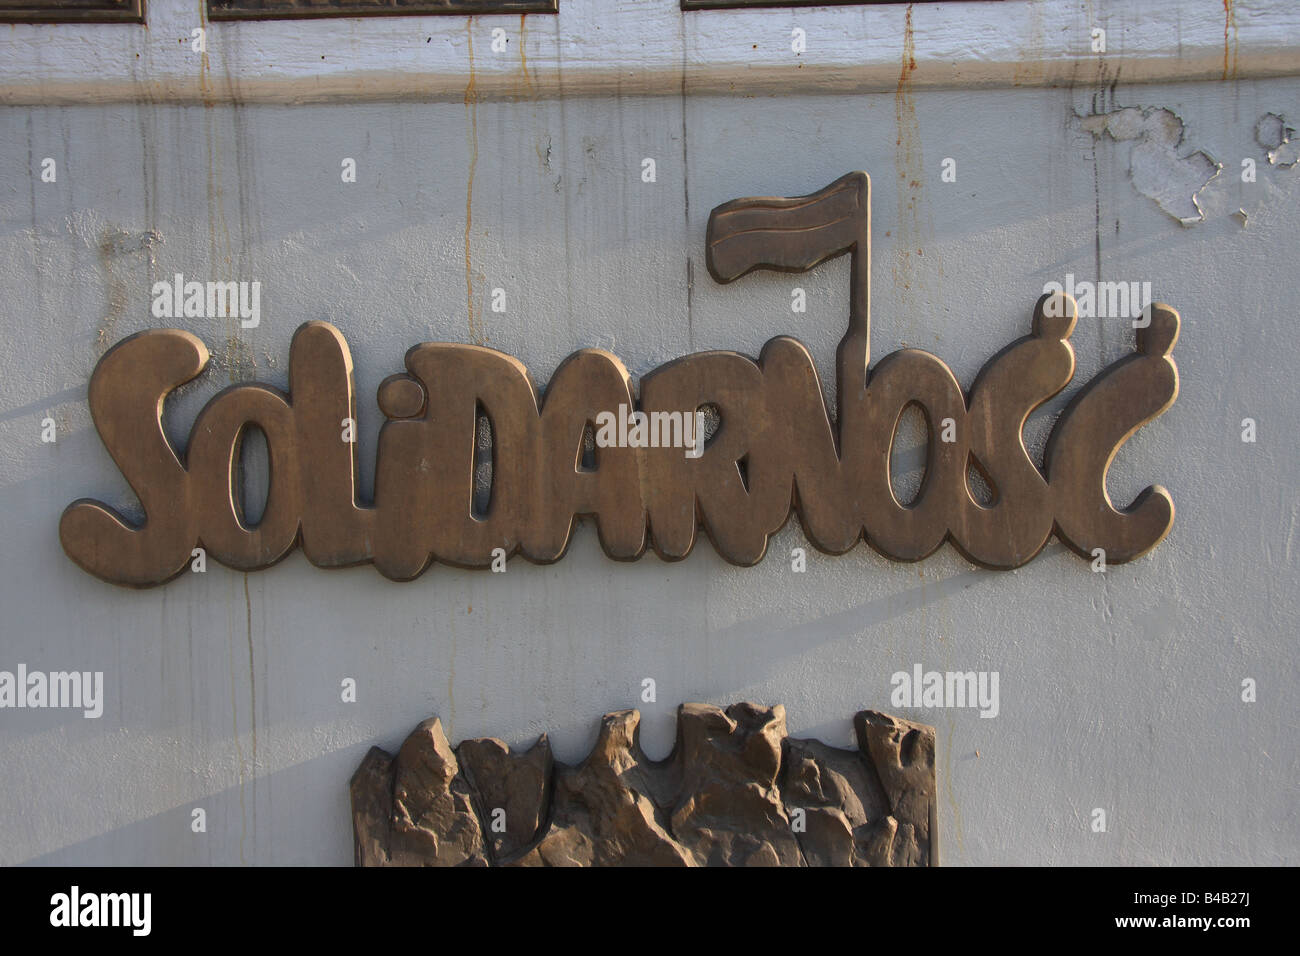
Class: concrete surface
0,0,1296,865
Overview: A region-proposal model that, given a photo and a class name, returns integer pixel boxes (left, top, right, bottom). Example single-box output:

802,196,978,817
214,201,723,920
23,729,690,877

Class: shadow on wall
19,745,363,866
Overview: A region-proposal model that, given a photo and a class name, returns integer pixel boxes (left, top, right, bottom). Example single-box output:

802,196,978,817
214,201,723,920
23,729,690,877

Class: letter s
60,330,208,587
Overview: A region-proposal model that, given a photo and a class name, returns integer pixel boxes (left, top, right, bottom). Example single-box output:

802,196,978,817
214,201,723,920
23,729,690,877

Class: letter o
186,385,302,569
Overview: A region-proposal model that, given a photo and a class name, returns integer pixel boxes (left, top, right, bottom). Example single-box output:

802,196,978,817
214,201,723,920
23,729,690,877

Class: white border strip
2,0,1298,105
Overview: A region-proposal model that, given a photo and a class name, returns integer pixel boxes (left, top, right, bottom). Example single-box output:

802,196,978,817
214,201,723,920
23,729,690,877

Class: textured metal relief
207,0,555,21
0,0,143,23
351,703,937,866
61,172,1181,587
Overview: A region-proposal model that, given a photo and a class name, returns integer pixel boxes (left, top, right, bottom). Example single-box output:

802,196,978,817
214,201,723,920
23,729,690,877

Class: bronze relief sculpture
351,703,938,867
61,172,1180,587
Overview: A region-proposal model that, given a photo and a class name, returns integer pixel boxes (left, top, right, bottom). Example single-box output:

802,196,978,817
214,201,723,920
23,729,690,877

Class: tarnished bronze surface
0,0,142,23
61,172,1180,587
351,703,937,867
207,0,555,21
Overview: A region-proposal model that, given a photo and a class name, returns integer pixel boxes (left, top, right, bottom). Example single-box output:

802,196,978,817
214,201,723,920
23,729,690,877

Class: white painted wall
1,0,1297,865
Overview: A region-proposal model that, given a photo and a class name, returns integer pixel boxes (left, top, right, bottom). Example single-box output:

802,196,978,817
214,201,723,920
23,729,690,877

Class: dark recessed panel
683,1,991,7
0,0,143,23
208,0,556,21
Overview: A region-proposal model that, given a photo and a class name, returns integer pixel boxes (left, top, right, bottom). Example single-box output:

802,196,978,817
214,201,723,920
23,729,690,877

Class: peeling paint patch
68,215,163,356
1256,113,1300,167
67,212,161,262
1081,107,1221,226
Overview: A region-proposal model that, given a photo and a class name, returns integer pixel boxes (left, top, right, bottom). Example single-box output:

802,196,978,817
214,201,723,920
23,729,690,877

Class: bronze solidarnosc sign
61,172,1180,588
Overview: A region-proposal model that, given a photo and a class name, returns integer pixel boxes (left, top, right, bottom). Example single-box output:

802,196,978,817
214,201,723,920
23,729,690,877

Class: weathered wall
1,0,1297,865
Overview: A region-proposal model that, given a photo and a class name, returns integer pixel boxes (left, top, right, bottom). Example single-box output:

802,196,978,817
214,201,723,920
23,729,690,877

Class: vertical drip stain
199,0,237,368
1222,0,1239,81
943,714,965,858
244,572,256,854
1092,147,1106,360
519,14,532,93
446,629,457,741
893,4,924,308
680,14,693,350
227,575,247,866
465,22,483,346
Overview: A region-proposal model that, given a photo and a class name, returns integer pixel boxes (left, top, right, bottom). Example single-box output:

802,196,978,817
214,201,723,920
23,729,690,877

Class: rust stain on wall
216,334,258,381
1011,0,1045,87
1222,0,1239,81
519,14,533,94
195,1,244,376
893,4,924,306
465,21,484,346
